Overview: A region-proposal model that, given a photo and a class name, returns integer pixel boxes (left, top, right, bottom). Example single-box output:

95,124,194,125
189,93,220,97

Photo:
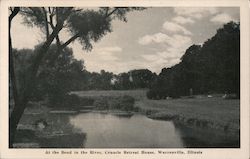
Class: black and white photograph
1,0,250,158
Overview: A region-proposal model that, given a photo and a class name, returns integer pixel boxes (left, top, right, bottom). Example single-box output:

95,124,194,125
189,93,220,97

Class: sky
12,7,240,74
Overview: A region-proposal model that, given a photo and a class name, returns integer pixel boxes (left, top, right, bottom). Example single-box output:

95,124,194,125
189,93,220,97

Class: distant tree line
66,68,156,91
147,22,240,99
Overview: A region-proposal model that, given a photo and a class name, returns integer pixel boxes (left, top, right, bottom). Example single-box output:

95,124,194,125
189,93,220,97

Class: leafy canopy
19,7,145,51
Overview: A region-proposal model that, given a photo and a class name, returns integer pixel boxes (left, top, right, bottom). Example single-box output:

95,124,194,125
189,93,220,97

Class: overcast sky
12,7,239,74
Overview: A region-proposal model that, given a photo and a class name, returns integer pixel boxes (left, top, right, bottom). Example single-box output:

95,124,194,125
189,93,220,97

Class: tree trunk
9,7,20,148
9,15,64,147
9,99,27,148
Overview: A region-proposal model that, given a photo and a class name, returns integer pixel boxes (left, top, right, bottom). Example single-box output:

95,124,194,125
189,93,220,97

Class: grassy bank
133,94,239,147
135,97,239,133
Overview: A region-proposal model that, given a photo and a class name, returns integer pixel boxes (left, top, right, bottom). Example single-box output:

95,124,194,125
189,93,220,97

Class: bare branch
48,7,52,14
47,8,62,51
42,7,49,40
61,33,80,49
9,7,14,12
104,7,110,17
107,8,119,17
49,11,55,28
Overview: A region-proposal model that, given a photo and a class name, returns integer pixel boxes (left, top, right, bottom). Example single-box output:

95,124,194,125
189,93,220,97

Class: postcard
0,0,249,158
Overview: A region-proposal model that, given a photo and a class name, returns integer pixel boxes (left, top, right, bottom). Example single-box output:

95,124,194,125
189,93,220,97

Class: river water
69,113,184,148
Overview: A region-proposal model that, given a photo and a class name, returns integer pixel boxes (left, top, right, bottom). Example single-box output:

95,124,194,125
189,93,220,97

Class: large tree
9,7,144,147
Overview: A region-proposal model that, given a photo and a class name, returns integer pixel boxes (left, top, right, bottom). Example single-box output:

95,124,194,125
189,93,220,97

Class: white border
0,0,249,159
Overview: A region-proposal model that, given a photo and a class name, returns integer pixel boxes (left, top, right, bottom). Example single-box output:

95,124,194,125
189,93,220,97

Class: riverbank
135,96,240,147
136,97,239,130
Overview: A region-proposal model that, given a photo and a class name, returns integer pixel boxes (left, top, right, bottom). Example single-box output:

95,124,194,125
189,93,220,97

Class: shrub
93,97,109,110
109,98,122,110
118,95,135,111
93,95,135,111
78,97,95,106
49,94,94,108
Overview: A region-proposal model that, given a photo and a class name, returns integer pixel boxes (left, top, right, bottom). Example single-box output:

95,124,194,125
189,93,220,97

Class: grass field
136,97,240,130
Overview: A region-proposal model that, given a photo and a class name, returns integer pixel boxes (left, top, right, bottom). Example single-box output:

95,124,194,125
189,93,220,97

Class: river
18,111,239,148
69,112,184,148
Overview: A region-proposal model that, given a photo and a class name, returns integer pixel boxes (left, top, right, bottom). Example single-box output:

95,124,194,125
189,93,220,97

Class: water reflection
69,113,184,148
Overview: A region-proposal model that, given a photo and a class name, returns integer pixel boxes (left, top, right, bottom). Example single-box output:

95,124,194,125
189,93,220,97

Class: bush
93,95,135,111
109,98,122,110
49,94,94,108
78,96,95,106
118,95,135,111
93,97,109,110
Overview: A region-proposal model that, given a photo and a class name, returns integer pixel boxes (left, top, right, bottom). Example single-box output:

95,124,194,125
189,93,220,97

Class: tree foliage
147,22,240,99
19,7,145,51
13,44,85,103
